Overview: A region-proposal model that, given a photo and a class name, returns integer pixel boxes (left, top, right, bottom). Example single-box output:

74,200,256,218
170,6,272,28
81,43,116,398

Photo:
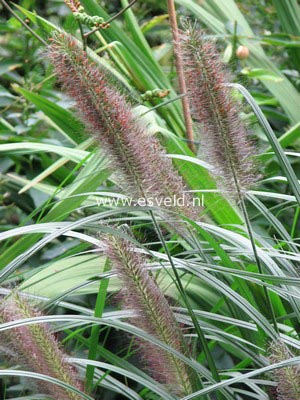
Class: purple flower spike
103,234,195,396
48,33,201,232
0,294,84,400
179,21,258,197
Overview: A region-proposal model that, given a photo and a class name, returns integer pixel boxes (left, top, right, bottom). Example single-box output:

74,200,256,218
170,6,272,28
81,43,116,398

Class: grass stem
84,0,137,38
167,0,196,153
85,259,111,392
0,0,47,46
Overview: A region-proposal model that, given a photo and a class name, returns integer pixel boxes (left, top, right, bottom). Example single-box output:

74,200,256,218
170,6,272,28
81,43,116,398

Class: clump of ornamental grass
178,20,257,197
268,340,300,400
0,294,84,400
47,33,200,231
103,233,195,396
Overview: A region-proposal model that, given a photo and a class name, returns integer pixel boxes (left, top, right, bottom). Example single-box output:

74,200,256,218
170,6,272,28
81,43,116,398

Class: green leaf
272,0,300,68
20,254,113,296
261,33,300,47
72,358,176,400
0,142,89,162
229,83,300,205
0,153,110,271
270,121,300,150
14,86,85,144
241,67,283,82
0,370,92,400
179,355,300,399
141,14,169,33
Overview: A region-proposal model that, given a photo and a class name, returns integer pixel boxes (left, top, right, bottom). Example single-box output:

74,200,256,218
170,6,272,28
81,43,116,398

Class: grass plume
179,21,257,196
179,19,279,337
0,294,84,400
103,234,195,396
268,340,300,400
48,33,200,228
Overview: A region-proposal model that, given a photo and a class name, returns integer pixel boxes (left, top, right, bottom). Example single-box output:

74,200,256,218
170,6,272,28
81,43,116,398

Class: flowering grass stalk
268,340,300,400
103,234,195,396
0,294,83,400
179,21,257,197
48,33,200,230
179,21,279,335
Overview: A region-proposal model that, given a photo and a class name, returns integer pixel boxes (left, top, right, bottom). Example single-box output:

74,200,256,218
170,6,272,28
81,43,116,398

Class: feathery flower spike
103,234,195,396
268,339,300,400
179,21,257,196
0,294,84,400
48,33,200,230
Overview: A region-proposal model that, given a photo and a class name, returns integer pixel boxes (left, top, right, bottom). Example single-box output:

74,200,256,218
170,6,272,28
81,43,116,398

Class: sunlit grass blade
228,83,300,204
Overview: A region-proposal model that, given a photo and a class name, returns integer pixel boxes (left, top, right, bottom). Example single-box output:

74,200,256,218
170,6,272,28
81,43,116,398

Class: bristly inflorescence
103,234,195,396
47,33,200,229
179,20,257,197
0,294,84,400
268,339,300,400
